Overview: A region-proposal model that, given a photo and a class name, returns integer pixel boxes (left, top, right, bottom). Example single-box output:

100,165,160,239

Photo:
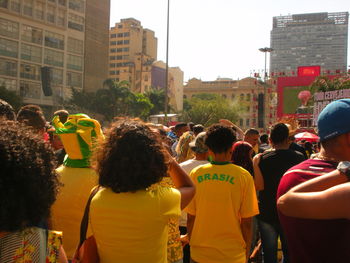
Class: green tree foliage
310,76,350,92
68,80,153,121
144,87,166,115
181,93,241,126
0,86,22,110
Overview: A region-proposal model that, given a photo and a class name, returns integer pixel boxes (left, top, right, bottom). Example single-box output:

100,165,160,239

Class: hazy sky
110,0,349,82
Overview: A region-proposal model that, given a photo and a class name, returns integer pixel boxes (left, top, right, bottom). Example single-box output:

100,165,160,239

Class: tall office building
109,18,157,92
0,0,110,112
270,12,348,73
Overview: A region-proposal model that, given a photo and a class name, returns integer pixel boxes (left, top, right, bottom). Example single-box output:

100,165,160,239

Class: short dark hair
17,104,46,131
0,122,59,232
260,134,269,144
270,123,289,144
0,99,16,120
245,128,259,136
193,124,204,135
175,122,188,131
53,109,69,124
205,124,236,153
95,120,169,193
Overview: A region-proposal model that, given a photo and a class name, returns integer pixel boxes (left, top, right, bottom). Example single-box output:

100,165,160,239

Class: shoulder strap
78,186,100,247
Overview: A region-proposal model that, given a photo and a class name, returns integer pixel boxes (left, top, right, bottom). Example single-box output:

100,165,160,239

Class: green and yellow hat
52,114,104,168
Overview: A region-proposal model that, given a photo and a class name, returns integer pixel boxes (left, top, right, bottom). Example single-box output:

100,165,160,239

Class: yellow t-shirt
186,163,259,263
88,185,181,263
51,166,98,259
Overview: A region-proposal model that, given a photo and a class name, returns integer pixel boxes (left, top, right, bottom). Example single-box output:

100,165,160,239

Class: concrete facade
184,77,277,131
109,18,157,92
270,12,349,73
150,60,184,112
0,0,110,110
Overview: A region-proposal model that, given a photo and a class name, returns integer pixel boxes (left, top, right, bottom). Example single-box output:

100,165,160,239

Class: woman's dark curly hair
95,120,169,193
0,121,59,232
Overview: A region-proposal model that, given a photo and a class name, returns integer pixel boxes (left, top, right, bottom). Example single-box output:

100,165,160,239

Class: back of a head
96,120,168,193
205,124,236,154
53,109,69,124
0,122,58,232
318,99,350,144
175,122,188,131
17,104,46,132
270,123,289,145
0,99,16,120
260,134,269,144
193,124,204,136
232,141,253,163
245,128,259,137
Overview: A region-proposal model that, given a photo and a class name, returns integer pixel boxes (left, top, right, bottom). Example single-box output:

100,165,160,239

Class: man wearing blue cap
276,99,350,263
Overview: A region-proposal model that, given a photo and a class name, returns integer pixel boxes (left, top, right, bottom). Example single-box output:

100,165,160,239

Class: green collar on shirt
210,161,231,165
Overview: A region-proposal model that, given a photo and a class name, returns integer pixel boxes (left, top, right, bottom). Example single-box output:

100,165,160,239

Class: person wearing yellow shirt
50,114,104,259
186,124,259,263
88,120,195,263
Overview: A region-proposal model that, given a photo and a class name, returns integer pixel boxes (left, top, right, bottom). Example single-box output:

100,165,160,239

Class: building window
239,118,243,127
123,32,129,37
123,47,129,52
117,33,123,37
44,49,63,67
240,93,244,100
67,37,83,54
67,54,82,71
0,38,18,58
20,63,41,81
246,94,251,101
246,106,250,112
116,48,123,52
58,0,66,6
0,77,17,91
110,48,116,53
0,0,9,8
246,119,250,127
68,0,84,13
124,40,129,44
10,0,20,13
57,9,66,27
48,0,56,3
117,40,123,45
0,18,19,39
21,43,42,63
20,80,41,99
46,5,56,24
116,56,122,60
68,13,84,31
110,41,116,45
0,59,17,77
66,71,82,87
34,1,44,20
51,68,63,84
21,25,42,44
110,33,116,38
45,31,64,50
23,0,33,17
117,24,122,28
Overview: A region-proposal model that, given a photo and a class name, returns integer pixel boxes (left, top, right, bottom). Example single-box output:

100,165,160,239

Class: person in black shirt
253,123,305,263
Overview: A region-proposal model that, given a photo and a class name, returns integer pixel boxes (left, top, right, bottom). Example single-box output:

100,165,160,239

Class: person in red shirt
277,99,350,263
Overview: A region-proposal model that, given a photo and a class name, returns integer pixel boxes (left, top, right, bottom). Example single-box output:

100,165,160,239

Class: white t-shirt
179,159,209,227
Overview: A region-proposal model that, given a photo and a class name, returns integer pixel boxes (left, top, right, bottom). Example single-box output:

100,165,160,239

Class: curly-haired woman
90,120,195,263
0,121,67,263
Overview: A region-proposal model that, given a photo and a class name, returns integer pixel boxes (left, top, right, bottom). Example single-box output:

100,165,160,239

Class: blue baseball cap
317,99,350,142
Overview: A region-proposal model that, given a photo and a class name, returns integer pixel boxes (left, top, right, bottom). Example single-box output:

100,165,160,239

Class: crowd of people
0,97,350,263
